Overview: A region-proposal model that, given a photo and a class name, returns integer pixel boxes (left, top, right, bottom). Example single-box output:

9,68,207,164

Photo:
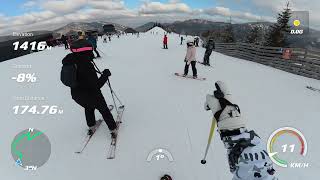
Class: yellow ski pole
201,118,217,164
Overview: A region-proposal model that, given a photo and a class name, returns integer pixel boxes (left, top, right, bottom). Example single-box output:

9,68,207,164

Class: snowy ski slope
1,27,320,180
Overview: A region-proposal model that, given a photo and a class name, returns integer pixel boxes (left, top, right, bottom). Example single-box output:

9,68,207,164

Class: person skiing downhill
183,40,197,78
203,38,215,66
63,31,118,138
180,36,184,45
204,81,278,180
163,34,168,49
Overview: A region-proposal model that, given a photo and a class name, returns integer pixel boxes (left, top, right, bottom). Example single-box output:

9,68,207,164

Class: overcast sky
0,0,319,35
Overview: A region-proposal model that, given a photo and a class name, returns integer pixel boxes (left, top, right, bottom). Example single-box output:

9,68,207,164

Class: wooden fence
214,43,320,80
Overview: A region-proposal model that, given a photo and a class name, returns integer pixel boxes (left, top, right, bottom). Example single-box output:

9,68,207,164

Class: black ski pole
97,47,106,56
107,79,124,107
107,79,119,115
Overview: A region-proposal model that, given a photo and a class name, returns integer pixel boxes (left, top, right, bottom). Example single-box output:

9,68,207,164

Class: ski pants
84,96,116,131
223,132,278,180
64,42,69,49
203,49,213,64
72,91,117,131
163,43,168,49
93,47,101,57
184,61,197,77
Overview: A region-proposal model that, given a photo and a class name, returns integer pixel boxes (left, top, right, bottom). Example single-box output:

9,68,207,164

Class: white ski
107,106,125,159
75,105,114,154
75,119,103,154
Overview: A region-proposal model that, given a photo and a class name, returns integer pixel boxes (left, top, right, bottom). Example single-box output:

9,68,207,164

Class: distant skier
180,36,184,45
87,32,101,58
163,34,168,49
203,38,215,66
183,40,197,78
103,34,108,43
204,81,278,180
62,33,117,138
194,37,200,47
108,35,111,42
61,35,69,49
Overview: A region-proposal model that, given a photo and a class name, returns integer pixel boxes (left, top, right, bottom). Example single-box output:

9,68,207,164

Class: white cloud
203,7,274,22
203,7,232,17
139,1,191,14
88,0,125,10
22,1,38,8
41,0,87,14
0,0,319,35
11,11,57,26
168,0,181,3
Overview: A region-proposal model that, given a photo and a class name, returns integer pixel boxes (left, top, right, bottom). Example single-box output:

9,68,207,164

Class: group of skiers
60,30,277,180
162,34,215,79
163,33,278,180
103,34,112,43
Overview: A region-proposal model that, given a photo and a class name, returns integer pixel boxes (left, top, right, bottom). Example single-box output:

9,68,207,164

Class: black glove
102,69,111,77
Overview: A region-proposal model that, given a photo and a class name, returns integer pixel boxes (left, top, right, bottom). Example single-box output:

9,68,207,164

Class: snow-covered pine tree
265,2,292,47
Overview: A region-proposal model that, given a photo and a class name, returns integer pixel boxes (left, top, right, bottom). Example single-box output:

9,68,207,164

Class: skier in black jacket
63,33,117,137
203,38,215,66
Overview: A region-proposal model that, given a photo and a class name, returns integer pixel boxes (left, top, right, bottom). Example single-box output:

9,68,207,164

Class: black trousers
163,44,168,49
93,47,101,57
72,91,117,131
84,96,117,131
184,61,197,76
64,43,69,49
204,49,213,64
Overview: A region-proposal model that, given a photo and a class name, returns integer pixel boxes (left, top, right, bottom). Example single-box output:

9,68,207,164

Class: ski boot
87,126,95,135
110,129,118,139
87,121,101,135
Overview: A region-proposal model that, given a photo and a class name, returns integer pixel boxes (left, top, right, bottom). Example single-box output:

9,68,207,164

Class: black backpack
60,63,78,88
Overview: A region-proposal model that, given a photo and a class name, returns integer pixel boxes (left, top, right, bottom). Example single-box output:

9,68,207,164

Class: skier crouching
63,33,118,138
204,81,278,180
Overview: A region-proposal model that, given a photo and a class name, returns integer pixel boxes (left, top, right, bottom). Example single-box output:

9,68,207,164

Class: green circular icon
11,129,51,170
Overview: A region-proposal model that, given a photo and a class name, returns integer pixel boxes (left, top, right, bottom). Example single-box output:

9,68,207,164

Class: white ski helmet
186,39,194,46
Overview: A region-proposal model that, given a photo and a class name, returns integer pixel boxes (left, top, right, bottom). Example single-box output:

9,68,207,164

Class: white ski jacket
185,46,196,62
204,81,246,131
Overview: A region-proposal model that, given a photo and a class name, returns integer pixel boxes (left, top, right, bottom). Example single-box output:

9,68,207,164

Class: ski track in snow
1,27,320,180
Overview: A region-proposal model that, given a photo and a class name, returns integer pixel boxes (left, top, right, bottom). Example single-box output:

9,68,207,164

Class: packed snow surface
1,27,320,180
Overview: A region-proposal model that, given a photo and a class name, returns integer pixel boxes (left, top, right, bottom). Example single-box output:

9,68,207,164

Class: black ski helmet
160,174,172,180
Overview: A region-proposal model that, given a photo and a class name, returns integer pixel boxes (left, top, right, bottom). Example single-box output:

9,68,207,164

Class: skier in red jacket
163,35,168,49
